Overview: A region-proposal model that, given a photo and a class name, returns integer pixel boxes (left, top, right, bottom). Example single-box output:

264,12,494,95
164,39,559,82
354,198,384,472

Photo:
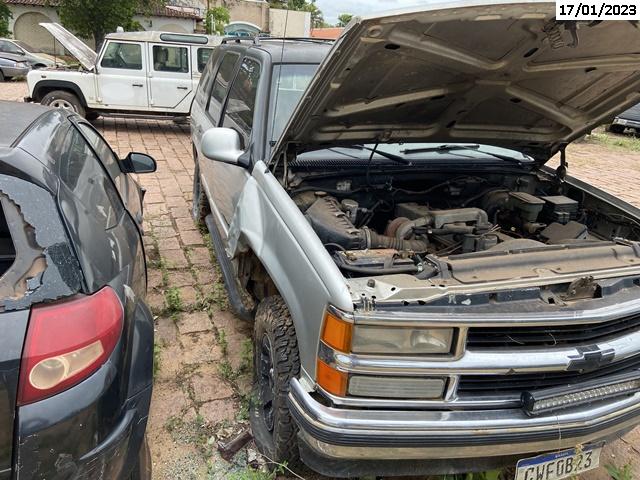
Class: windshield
13,41,40,53
268,63,318,144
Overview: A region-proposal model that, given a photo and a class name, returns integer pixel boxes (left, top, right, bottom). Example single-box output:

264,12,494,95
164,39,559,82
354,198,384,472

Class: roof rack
220,36,335,46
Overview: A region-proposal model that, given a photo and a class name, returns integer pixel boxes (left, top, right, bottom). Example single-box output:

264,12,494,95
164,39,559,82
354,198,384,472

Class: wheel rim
49,99,76,112
258,334,276,432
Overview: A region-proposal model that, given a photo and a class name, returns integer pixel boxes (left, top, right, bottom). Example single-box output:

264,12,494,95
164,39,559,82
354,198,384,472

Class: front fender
227,161,352,385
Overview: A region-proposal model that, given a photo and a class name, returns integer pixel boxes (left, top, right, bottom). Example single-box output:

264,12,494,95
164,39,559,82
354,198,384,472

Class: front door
96,40,149,109
147,43,192,111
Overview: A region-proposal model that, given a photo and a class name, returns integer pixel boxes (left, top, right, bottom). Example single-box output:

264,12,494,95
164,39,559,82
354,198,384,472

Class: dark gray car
0,101,155,479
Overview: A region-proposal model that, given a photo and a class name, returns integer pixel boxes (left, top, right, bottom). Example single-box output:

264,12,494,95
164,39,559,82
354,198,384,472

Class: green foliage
337,13,354,27
153,341,162,378
204,6,230,35
165,287,183,313
56,0,165,49
606,462,634,480
0,0,11,38
226,465,284,480
269,0,327,28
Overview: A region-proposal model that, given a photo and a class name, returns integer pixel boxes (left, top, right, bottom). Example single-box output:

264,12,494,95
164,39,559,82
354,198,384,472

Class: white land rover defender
25,23,221,119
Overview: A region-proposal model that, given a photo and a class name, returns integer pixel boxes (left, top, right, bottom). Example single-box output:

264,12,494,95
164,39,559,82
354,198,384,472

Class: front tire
41,90,86,117
607,124,625,134
250,296,300,467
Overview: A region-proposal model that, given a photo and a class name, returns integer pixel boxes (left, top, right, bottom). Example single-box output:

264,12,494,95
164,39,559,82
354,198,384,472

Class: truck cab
25,23,221,119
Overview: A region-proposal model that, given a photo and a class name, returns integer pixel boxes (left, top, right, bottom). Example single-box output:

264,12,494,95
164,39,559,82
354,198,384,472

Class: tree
304,2,325,28
337,13,353,27
0,0,11,38
204,6,229,35
57,0,165,50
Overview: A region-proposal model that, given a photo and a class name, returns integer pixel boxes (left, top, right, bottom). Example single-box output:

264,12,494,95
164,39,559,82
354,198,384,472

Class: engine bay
291,171,640,279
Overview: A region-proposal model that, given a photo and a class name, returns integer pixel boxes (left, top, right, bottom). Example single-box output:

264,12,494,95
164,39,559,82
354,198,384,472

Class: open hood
40,23,97,70
272,0,640,163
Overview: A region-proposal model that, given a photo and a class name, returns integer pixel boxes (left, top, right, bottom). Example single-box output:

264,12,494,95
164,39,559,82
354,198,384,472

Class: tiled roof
6,0,201,19
310,27,343,39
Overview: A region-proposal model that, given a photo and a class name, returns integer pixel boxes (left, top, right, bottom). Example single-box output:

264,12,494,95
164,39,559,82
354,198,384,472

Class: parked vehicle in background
0,53,29,82
0,38,66,69
0,100,155,479
24,23,221,120
608,102,640,134
192,2,640,478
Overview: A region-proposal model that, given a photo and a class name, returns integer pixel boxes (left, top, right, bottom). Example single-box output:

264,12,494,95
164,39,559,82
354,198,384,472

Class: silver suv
191,2,640,478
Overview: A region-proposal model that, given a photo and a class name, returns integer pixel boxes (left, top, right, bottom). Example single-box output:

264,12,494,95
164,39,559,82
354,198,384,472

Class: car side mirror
200,127,246,166
121,152,157,174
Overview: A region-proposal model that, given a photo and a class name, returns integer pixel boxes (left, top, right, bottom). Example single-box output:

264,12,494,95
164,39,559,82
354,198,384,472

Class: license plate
515,443,603,480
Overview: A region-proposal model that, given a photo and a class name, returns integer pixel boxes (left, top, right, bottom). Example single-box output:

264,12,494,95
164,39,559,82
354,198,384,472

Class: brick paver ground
2,81,640,479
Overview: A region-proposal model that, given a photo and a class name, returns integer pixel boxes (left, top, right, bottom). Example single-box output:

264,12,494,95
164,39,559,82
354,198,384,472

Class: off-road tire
41,90,86,117
607,124,625,134
250,296,301,467
86,111,100,121
192,160,210,227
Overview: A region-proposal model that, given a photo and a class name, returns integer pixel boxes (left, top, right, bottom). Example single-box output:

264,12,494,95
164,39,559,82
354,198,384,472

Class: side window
101,42,142,70
77,123,122,184
197,48,213,73
153,46,189,73
222,58,261,142
58,127,123,230
207,52,240,122
195,57,215,106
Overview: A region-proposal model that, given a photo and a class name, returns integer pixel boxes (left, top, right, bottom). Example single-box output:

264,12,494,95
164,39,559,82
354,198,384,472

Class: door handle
177,86,188,90
132,83,144,87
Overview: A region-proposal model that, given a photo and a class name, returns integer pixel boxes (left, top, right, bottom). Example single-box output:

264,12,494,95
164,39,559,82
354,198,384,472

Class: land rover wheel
192,161,209,227
251,296,300,467
41,90,86,117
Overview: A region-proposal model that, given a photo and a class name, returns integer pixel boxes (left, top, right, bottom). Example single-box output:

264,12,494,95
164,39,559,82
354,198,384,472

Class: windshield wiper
400,144,525,164
340,145,413,165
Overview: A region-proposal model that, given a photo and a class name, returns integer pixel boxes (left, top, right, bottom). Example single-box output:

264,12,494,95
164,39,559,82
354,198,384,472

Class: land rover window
101,42,142,70
153,45,189,73
197,48,213,73
222,58,261,141
207,52,240,122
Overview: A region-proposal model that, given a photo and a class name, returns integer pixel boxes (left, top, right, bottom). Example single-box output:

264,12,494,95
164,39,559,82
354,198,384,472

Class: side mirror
121,152,157,174
200,127,245,166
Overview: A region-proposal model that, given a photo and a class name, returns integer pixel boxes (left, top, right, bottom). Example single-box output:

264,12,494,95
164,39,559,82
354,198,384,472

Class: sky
313,0,426,25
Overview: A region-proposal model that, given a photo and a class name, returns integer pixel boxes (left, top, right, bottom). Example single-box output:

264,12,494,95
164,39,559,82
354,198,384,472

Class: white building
5,0,201,54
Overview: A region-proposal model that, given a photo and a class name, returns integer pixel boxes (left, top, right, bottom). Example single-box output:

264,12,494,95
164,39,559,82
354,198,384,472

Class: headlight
352,325,453,355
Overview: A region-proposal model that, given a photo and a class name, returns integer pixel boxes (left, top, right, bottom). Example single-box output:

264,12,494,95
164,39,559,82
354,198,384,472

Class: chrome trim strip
352,297,640,327
330,328,640,375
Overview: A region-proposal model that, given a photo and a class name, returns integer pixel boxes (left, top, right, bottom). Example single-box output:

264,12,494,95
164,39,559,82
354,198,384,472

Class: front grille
458,354,640,395
466,314,640,348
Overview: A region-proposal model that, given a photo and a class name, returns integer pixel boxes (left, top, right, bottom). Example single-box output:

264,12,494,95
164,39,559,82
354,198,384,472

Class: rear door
148,43,192,111
96,40,149,109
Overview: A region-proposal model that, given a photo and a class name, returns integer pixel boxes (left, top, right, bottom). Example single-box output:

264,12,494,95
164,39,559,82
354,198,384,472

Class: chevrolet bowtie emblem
567,345,615,373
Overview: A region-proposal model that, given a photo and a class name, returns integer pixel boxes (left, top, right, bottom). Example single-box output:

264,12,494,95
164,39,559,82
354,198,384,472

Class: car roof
222,38,332,64
0,101,51,148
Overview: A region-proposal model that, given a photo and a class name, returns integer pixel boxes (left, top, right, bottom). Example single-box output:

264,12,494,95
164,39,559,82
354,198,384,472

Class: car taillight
18,287,124,405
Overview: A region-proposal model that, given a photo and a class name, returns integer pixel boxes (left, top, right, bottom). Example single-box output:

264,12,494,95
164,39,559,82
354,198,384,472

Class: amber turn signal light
317,359,348,396
321,309,352,353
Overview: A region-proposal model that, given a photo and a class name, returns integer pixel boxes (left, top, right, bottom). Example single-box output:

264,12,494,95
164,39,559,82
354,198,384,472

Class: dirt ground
2,80,640,479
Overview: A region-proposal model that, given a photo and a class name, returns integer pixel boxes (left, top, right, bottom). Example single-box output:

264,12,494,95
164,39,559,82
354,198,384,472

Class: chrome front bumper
289,378,640,461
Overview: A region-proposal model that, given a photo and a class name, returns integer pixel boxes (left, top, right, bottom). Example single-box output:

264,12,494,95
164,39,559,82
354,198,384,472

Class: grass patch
165,286,183,313
587,131,640,152
239,339,253,374
606,462,634,480
217,329,229,356
153,341,162,378
218,359,235,381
